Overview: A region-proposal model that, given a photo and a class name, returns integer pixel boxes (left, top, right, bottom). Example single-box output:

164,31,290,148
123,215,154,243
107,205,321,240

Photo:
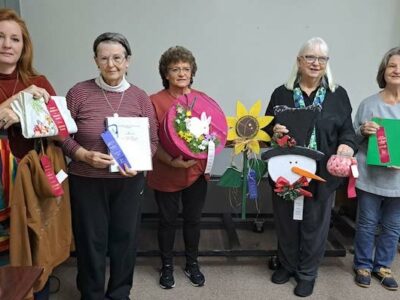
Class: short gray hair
285,37,337,92
376,47,400,88
93,32,132,57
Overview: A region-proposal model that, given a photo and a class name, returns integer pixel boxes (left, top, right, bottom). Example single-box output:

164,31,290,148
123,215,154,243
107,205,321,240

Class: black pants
272,192,334,281
155,176,207,266
70,174,144,300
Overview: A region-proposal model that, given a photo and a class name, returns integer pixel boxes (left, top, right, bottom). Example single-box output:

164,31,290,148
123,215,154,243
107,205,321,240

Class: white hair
285,37,337,92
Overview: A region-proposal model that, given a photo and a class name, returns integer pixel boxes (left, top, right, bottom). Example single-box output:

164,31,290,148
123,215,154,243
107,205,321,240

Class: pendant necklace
100,84,125,118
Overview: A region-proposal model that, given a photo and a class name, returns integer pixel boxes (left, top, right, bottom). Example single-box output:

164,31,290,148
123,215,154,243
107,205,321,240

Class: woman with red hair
0,8,62,299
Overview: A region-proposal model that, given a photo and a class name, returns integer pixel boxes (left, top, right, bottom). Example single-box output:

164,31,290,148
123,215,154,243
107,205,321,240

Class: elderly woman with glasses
61,32,158,299
147,46,208,289
352,47,400,291
264,37,356,297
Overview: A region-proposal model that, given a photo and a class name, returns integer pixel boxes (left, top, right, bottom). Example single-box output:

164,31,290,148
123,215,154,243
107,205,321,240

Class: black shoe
354,269,371,288
372,267,398,291
271,267,293,284
294,279,315,297
184,263,205,287
159,265,175,289
268,256,281,270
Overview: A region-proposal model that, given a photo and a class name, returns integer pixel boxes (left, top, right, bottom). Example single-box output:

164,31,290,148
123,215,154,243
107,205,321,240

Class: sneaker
372,267,398,291
294,279,315,297
354,269,371,288
159,265,175,289
184,263,205,287
271,267,293,284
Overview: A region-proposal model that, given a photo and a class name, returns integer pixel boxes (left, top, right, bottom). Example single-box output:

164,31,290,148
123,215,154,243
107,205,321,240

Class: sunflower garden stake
220,100,273,219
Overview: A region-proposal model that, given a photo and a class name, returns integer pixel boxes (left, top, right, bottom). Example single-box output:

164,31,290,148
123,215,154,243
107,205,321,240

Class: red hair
0,8,39,85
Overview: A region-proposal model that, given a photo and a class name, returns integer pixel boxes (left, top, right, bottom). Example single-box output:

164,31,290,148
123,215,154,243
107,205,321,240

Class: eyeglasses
302,55,329,65
97,55,126,66
168,67,191,74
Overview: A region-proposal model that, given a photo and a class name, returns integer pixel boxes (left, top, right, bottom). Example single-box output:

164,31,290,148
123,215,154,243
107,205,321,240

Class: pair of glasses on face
168,67,191,74
97,55,126,66
302,55,329,65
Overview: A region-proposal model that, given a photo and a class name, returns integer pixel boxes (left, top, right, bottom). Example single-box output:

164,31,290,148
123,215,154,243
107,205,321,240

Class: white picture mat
106,117,153,172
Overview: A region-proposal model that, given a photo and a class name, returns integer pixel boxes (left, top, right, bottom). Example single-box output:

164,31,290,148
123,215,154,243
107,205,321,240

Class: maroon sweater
62,79,158,178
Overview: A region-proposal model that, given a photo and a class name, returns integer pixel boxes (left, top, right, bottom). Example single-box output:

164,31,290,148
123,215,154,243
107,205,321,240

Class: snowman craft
262,104,326,220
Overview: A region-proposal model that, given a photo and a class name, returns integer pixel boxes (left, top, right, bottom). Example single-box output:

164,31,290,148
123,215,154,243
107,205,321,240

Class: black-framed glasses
302,55,329,65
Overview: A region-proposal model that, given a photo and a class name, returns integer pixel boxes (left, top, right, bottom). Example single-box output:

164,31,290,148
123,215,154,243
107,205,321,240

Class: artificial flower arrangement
174,104,219,154
159,91,227,162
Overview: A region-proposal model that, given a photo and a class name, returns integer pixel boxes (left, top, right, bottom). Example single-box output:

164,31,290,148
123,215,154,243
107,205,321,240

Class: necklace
100,83,125,117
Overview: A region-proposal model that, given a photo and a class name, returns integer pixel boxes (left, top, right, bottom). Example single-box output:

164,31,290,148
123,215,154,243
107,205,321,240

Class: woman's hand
75,148,114,169
336,144,354,156
0,107,19,129
360,121,380,136
170,155,197,168
118,164,138,177
23,85,51,103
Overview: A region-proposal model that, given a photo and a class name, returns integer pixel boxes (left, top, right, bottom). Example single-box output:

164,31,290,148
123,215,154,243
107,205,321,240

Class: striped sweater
62,79,158,178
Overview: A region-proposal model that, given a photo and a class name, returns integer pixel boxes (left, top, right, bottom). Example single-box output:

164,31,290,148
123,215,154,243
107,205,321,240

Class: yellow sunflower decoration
227,100,274,154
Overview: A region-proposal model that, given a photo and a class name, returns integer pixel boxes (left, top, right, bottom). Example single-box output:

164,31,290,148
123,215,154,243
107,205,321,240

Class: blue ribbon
101,129,131,170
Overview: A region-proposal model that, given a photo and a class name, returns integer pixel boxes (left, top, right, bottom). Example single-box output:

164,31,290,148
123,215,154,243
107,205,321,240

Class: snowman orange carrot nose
291,166,326,182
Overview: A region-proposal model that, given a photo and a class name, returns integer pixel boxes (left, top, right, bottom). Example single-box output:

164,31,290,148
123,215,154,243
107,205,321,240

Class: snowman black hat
261,104,325,161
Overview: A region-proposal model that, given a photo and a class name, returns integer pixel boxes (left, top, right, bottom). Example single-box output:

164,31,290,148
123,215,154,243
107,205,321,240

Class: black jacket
264,84,357,198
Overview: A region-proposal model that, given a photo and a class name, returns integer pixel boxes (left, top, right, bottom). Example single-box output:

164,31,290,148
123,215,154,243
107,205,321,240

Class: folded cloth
10,92,77,138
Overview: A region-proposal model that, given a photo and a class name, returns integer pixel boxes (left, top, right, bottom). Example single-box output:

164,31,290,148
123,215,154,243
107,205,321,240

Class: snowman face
268,154,317,184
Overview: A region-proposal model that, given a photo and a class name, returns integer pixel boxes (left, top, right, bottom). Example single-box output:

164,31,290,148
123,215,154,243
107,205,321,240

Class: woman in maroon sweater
0,8,56,264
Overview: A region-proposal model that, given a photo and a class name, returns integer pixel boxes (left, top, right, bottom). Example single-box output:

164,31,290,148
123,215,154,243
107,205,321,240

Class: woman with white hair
264,37,356,297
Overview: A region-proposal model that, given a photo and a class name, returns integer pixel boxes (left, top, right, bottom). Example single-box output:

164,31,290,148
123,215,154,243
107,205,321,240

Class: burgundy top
0,70,56,159
62,79,159,178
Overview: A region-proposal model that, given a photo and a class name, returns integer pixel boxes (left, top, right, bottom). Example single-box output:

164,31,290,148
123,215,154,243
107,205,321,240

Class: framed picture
104,117,152,172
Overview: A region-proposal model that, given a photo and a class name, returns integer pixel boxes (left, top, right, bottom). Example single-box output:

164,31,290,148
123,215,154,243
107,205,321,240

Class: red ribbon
40,155,64,197
274,176,313,198
376,126,390,163
347,158,358,198
46,98,69,137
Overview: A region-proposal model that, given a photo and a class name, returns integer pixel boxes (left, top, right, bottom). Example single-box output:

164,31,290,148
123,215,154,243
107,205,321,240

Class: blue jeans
353,189,400,272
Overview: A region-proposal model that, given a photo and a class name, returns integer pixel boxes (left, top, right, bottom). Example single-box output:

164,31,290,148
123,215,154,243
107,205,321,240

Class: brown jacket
9,142,72,295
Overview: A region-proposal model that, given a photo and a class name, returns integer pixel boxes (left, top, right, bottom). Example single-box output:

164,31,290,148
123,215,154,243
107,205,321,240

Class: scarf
293,86,326,150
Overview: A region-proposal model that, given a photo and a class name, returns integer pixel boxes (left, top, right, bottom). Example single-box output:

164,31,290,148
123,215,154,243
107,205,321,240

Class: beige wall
21,0,400,115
